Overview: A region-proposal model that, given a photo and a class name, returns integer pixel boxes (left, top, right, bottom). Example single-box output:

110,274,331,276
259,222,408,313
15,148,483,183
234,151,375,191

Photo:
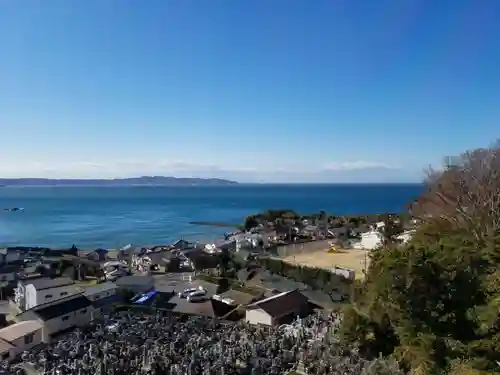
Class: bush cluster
258,256,351,298
340,141,500,375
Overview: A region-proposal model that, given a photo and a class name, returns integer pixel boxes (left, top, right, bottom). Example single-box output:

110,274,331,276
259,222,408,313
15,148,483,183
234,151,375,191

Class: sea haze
0,184,424,248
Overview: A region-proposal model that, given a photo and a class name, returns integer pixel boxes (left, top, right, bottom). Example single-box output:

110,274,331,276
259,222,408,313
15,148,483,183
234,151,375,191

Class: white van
187,289,206,302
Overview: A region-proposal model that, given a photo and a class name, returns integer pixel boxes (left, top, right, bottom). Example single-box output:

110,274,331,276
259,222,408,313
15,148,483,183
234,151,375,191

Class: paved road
152,273,218,316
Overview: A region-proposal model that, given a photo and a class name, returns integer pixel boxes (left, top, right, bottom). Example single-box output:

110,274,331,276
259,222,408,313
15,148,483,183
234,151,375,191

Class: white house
233,232,273,252
14,277,80,311
396,230,415,244
102,260,129,281
0,320,43,362
352,229,415,250
17,295,93,342
245,290,309,326
352,231,382,250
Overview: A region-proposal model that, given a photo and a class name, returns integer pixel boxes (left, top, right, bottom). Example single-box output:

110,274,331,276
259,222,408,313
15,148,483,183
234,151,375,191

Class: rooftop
34,295,91,321
83,281,116,296
115,275,154,288
0,264,23,274
247,290,308,317
0,321,43,342
0,301,11,315
91,294,122,309
0,338,14,354
219,290,255,305
23,277,74,290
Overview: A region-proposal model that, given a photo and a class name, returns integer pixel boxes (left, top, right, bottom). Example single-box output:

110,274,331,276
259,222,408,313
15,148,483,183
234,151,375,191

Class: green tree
341,142,500,375
244,215,260,231
379,215,404,247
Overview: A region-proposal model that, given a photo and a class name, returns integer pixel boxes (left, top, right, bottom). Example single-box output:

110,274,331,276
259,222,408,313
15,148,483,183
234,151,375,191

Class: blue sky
0,0,499,183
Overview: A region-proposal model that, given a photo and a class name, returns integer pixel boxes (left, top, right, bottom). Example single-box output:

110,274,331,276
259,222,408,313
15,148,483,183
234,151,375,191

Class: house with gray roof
14,276,80,311
17,294,92,342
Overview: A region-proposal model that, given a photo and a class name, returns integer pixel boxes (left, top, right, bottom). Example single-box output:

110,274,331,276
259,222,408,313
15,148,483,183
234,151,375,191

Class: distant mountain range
0,176,238,186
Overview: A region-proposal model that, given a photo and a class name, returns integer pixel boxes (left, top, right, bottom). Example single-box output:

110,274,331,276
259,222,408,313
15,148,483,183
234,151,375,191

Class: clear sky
0,0,499,183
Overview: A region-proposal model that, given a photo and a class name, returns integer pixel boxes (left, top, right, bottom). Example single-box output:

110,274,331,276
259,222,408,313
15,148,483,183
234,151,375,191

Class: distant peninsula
0,176,238,186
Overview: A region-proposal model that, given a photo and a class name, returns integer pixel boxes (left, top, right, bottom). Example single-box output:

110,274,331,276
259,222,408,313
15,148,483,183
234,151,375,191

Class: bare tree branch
411,141,500,244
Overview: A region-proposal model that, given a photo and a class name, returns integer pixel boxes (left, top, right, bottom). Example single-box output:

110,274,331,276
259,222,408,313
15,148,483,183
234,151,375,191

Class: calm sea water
0,184,423,249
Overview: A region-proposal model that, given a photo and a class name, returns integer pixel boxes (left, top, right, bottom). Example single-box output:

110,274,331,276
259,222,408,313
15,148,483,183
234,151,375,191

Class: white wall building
17,295,93,342
396,230,415,244
14,277,80,311
352,231,382,250
102,260,129,281
245,290,309,326
352,229,415,250
0,320,43,362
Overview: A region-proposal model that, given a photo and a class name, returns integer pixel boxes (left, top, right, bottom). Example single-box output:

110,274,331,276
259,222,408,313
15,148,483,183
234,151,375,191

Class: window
60,291,68,296
24,333,34,344
81,309,87,314
62,316,69,321
44,294,53,299
0,276,6,281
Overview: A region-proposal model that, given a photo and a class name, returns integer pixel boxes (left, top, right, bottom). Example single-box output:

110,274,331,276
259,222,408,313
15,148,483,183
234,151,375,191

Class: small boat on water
4,207,24,212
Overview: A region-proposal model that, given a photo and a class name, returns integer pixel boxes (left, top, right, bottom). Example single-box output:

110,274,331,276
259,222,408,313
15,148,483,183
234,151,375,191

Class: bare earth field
282,248,370,279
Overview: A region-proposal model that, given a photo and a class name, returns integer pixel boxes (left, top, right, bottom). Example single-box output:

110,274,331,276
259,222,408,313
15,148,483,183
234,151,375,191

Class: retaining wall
273,240,330,258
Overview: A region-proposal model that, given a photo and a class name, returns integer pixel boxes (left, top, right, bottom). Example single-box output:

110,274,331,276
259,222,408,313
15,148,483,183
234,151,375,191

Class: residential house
83,282,119,320
0,338,14,362
86,248,109,262
397,230,415,244
172,240,192,250
327,227,349,239
84,281,117,301
101,260,129,281
351,228,415,250
115,275,154,294
0,320,43,361
245,290,309,326
301,225,319,238
352,231,382,250
0,248,22,265
0,264,22,283
14,277,79,311
17,295,92,342
0,302,10,327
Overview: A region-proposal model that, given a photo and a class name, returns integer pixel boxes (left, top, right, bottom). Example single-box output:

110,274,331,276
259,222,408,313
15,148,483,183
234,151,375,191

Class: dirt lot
281,248,370,279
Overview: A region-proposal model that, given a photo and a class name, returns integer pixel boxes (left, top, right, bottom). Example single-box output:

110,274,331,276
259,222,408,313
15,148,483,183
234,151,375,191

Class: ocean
0,184,423,249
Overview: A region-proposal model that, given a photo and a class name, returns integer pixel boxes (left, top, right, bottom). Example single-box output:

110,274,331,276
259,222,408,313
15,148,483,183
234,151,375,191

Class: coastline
0,184,421,248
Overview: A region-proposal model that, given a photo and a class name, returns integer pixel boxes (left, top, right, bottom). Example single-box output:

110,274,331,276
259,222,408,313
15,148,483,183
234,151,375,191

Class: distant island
0,176,238,186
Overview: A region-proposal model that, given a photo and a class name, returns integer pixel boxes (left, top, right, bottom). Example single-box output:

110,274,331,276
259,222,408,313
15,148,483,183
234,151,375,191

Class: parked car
178,286,204,298
187,289,207,302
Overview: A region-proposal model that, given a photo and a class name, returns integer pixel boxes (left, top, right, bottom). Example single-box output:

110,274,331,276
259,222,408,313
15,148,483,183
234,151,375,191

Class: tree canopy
341,142,500,375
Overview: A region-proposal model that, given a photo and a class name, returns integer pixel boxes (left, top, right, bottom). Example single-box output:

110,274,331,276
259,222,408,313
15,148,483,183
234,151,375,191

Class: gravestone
295,360,308,375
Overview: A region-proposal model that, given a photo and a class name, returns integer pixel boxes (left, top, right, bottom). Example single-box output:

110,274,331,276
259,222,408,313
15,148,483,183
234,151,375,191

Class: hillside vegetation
340,141,500,375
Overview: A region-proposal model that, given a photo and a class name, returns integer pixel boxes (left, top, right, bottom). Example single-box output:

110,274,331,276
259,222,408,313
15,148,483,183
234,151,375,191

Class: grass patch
230,284,263,296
